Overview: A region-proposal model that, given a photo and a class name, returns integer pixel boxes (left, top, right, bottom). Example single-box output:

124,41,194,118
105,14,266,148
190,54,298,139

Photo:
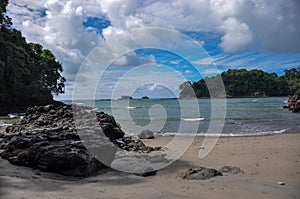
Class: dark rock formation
112,136,158,152
0,104,157,177
178,166,244,180
287,89,300,113
1,131,104,176
218,166,244,174
138,130,155,139
178,167,222,180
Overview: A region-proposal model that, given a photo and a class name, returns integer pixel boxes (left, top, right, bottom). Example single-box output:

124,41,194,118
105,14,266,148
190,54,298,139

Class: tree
0,0,65,114
180,68,297,98
0,0,12,27
282,68,300,94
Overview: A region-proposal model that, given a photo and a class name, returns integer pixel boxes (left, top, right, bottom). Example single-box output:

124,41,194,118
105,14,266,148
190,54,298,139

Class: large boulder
0,104,130,176
1,131,104,176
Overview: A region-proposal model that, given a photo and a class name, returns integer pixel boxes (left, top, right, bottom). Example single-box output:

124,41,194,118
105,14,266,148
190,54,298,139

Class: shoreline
1,133,299,198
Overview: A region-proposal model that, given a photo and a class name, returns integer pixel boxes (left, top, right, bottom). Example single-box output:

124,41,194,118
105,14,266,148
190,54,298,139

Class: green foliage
0,0,12,27
180,68,299,98
281,68,300,94
0,1,65,111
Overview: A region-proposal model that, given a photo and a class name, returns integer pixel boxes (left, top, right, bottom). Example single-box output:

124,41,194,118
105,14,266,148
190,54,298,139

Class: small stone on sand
277,181,285,185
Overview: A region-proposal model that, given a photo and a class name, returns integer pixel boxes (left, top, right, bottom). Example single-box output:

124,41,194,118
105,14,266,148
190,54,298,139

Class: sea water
63,97,299,137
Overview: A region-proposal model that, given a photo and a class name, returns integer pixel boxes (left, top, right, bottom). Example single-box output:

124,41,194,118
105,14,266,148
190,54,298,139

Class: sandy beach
0,133,299,199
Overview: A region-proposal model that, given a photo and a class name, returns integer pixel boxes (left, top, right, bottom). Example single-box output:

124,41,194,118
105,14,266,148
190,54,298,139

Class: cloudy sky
7,0,300,99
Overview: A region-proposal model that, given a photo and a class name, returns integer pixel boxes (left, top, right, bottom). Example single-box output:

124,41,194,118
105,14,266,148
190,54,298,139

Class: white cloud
8,0,300,59
219,17,253,52
203,69,221,74
99,0,300,53
185,70,191,74
213,52,300,72
148,83,159,91
6,0,300,99
112,52,155,67
192,57,213,65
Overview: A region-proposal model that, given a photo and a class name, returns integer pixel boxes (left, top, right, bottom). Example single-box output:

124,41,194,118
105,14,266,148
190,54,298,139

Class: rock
218,166,244,174
0,130,105,176
111,150,168,176
287,89,300,113
138,130,155,139
277,181,285,185
0,103,152,177
135,167,157,177
112,136,154,153
178,167,222,180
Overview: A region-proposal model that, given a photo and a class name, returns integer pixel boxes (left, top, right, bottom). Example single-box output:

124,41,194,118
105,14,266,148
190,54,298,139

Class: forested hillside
0,0,65,114
180,68,300,98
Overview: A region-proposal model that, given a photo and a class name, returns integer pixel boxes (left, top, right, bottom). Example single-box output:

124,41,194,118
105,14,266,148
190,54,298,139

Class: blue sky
7,0,300,99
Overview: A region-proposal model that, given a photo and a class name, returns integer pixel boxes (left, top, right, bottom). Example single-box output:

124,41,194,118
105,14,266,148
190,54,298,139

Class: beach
1,133,299,199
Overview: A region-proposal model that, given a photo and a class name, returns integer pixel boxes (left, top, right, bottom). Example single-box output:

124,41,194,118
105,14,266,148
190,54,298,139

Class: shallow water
63,97,299,136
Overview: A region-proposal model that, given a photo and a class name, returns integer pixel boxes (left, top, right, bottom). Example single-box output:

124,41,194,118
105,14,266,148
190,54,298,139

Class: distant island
180,68,300,98
119,96,133,100
119,96,150,100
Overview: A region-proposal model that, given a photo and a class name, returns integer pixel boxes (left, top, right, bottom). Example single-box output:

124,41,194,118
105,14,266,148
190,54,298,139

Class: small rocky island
284,89,300,113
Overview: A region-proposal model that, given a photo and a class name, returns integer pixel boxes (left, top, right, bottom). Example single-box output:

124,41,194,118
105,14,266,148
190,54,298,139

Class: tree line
180,68,300,98
0,0,65,114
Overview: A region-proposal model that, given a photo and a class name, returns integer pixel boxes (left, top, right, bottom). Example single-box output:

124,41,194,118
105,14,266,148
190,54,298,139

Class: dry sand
0,133,299,199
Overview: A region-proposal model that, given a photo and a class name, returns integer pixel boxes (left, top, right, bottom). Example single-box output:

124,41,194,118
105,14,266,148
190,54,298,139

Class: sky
7,0,300,99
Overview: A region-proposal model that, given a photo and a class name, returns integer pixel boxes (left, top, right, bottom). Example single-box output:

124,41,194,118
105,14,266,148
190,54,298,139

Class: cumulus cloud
6,0,300,99
112,52,155,67
219,17,253,52
99,0,300,53
8,0,300,58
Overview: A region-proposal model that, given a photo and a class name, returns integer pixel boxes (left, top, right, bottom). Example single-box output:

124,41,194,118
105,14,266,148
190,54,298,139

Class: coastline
1,132,299,199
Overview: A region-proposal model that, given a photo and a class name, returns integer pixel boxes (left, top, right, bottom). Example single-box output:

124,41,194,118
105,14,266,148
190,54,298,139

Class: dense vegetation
0,0,65,114
180,68,300,98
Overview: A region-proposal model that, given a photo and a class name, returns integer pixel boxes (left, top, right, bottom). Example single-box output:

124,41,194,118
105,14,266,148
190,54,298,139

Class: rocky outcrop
286,89,300,113
1,130,104,176
178,166,243,180
219,166,244,174
138,130,155,139
0,104,157,177
178,167,222,180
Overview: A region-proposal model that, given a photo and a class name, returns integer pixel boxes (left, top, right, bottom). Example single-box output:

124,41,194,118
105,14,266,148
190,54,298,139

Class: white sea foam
127,106,137,109
8,114,19,118
0,122,12,127
126,106,145,109
155,129,287,138
181,117,205,121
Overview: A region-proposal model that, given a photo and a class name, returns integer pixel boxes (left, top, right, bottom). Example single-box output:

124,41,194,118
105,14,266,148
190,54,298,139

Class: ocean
62,97,299,137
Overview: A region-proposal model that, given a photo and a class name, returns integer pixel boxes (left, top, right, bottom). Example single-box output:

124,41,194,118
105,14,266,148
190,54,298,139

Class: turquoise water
63,97,299,137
